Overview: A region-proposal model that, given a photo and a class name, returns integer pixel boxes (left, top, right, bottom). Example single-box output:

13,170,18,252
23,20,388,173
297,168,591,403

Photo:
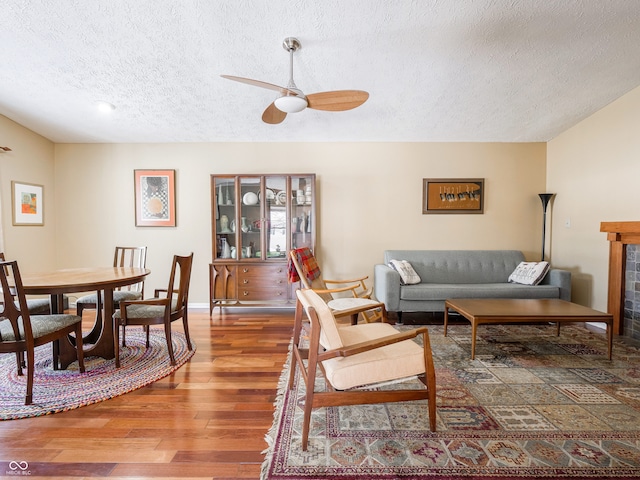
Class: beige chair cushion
297,288,425,391
323,322,426,391
297,289,343,349
327,297,380,311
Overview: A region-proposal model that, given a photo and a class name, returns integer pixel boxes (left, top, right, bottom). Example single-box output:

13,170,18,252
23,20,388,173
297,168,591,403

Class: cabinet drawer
237,264,286,278
238,286,288,301
236,264,288,300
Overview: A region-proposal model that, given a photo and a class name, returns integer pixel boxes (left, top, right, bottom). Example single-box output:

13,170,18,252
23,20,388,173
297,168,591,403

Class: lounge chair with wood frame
290,288,437,451
288,247,385,324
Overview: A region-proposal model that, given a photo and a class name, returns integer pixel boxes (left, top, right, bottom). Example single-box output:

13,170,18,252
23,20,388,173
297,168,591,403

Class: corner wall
0,115,56,270
548,85,640,311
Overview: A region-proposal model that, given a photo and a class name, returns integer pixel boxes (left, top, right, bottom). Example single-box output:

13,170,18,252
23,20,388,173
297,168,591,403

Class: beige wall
547,85,640,312
51,142,546,306
2,115,548,307
0,115,56,271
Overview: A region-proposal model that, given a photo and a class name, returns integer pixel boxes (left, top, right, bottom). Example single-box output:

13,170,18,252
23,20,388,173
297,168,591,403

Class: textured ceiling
2,0,640,143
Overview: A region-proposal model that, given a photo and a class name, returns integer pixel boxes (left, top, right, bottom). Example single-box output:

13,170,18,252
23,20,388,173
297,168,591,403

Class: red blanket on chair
287,247,321,283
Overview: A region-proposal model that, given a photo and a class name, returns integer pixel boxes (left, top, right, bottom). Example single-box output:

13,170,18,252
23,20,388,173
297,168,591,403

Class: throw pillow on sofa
508,261,550,286
389,260,421,285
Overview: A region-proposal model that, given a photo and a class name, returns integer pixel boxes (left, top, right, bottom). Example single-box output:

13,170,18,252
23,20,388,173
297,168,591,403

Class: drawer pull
242,268,249,273
243,291,249,296
243,279,249,284
276,280,283,284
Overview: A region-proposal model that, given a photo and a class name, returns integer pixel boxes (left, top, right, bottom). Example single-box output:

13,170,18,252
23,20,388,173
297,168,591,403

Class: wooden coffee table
444,298,613,360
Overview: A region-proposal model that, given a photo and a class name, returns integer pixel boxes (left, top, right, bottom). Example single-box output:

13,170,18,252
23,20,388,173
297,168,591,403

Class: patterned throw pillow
389,259,421,285
508,261,550,285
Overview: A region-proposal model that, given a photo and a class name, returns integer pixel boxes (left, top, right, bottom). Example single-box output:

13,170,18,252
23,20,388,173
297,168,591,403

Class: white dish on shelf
242,192,259,205
276,191,287,206
258,188,276,203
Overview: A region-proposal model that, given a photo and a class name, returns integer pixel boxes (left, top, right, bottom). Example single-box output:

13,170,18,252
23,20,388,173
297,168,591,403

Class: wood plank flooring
0,308,294,479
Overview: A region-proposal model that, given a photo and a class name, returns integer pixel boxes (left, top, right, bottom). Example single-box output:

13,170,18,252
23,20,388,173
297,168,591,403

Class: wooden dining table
21,267,150,369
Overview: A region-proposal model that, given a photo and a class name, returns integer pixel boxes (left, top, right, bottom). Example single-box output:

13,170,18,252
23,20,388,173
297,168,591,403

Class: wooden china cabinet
209,174,316,313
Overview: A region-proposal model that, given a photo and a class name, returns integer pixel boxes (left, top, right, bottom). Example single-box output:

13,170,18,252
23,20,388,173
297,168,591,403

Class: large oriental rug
262,323,640,479
0,330,195,420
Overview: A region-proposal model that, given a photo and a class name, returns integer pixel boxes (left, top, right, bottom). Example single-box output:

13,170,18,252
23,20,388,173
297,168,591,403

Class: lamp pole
538,193,556,262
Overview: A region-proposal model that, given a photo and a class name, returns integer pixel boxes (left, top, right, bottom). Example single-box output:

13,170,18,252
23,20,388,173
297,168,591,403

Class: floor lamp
539,193,556,261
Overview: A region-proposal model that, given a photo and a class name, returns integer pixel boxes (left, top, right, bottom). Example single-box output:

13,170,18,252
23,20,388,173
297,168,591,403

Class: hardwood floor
0,308,294,479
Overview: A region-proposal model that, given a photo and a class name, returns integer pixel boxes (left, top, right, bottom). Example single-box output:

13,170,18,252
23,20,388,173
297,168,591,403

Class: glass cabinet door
239,176,261,259
213,173,315,263
290,175,314,250
265,176,287,259
214,177,237,259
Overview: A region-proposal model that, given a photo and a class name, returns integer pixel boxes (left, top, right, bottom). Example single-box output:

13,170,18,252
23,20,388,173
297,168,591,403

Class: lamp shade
274,95,307,113
538,193,556,261
538,193,555,212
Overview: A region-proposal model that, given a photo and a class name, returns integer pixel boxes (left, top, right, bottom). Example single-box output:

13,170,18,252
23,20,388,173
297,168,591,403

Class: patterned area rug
0,330,195,420
262,323,640,479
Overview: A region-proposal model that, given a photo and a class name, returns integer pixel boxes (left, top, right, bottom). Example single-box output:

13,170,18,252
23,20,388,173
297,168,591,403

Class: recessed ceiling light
96,101,116,113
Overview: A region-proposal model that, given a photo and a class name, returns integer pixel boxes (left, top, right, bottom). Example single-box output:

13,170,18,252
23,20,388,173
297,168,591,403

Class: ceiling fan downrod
282,37,302,93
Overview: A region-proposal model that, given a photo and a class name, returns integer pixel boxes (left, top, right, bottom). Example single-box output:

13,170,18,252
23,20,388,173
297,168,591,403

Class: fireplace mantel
600,221,640,334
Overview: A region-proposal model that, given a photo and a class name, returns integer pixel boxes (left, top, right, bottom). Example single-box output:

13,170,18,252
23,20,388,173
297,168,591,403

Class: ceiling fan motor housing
274,94,307,113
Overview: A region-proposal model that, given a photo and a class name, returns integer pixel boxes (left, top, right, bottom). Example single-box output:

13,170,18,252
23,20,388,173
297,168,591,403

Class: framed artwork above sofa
423,178,484,214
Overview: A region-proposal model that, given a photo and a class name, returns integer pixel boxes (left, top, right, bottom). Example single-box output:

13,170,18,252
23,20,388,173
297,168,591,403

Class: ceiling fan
221,37,369,124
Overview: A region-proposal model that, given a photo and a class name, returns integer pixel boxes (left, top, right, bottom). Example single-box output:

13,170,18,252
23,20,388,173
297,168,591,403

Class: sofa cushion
508,261,550,286
384,250,525,284
400,283,560,301
389,260,421,285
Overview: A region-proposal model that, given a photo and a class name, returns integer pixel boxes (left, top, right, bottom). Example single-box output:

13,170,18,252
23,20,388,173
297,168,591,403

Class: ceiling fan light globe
274,95,307,113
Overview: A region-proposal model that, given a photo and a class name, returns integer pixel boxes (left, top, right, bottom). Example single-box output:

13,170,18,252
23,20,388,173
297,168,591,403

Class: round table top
21,267,150,295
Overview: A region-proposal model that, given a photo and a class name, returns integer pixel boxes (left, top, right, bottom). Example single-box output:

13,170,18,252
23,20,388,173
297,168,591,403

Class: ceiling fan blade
306,90,369,111
262,102,287,124
220,75,296,95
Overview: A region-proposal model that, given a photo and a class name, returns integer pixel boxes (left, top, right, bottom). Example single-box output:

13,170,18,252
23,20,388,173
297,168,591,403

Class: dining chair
0,260,86,405
0,252,56,315
291,288,437,450
76,246,147,344
288,247,385,324
112,253,193,367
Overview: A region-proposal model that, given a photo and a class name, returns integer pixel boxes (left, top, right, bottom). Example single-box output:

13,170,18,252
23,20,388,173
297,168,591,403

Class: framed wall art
11,181,44,226
134,169,176,227
423,178,484,214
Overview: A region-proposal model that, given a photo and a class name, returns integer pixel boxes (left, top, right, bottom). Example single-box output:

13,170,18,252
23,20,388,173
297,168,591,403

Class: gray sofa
374,250,571,322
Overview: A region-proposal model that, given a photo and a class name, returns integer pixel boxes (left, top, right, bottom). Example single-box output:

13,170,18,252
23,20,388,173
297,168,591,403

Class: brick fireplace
600,221,640,337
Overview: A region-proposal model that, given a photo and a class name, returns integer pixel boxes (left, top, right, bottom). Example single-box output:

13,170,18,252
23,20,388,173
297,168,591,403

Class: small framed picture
134,169,176,227
423,178,484,214
11,181,44,226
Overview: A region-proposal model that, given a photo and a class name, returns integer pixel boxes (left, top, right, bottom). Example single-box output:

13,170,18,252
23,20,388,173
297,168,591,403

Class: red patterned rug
262,323,640,479
0,329,195,420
